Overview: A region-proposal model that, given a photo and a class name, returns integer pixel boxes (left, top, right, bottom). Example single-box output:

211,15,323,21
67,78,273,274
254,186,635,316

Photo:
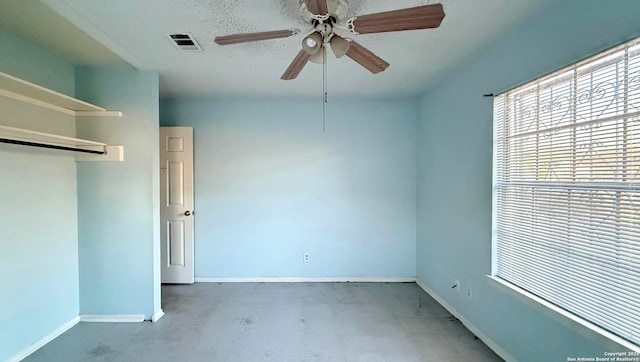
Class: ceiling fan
214,0,445,80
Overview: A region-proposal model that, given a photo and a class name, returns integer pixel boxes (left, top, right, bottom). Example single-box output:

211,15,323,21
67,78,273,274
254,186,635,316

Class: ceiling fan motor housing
315,23,332,37
302,0,348,23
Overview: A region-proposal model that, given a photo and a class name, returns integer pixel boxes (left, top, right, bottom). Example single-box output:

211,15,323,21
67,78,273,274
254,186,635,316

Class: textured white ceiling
33,0,552,97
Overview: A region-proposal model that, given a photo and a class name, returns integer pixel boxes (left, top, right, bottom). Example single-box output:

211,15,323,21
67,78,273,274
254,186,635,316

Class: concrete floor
25,282,502,361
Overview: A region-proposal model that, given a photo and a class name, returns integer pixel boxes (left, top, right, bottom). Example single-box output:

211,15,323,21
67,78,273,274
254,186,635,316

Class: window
493,36,640,346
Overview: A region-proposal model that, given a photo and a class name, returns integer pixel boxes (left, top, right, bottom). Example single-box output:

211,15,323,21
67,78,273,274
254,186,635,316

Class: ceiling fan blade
215,29,299,45
305,0,328,16
281,50,311,80
345,41,389,74
348,4,445,35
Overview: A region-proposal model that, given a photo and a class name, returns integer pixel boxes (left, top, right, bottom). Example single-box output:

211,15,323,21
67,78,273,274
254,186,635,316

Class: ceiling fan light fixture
218,2,445,81
302,32,323,55
329,35,350,58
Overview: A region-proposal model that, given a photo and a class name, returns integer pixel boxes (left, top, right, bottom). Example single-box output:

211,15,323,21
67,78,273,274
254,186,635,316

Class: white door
160,127,194,284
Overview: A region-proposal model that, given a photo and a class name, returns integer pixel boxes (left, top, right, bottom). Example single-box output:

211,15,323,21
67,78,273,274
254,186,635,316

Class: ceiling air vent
168,33,202,51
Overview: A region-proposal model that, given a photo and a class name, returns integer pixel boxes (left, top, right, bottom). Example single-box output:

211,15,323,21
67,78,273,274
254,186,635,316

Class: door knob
184,211,192,216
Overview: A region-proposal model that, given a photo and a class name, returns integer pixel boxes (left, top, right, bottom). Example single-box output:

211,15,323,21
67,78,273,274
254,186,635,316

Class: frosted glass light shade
302,32,323,55
308,47,326,64
330,35,351,58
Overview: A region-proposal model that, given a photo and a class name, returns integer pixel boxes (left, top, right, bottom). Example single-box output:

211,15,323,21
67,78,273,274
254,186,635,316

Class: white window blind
493,36,640,346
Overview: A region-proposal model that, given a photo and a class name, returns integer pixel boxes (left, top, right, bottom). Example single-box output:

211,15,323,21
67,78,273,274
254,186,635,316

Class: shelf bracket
76,145,124,162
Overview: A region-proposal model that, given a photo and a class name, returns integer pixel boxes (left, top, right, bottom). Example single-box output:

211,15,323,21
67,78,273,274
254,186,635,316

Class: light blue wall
416,1,640,360
0,30,79,361
75,67,161,318
160,97,417,278
0,30,74,96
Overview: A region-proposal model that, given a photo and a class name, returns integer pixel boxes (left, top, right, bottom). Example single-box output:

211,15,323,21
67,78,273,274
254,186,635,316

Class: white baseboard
151,309,165,323
79,314,144,323
8,315,79,362
415,279,515,362
195,277,417,283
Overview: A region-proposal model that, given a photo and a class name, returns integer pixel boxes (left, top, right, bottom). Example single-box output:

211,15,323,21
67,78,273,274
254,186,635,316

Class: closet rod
0,138,106,155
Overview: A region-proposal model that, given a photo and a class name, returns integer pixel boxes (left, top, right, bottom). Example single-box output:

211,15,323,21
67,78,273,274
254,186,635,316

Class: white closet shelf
0,71,122,117
0,124,104,150
0,125,124,161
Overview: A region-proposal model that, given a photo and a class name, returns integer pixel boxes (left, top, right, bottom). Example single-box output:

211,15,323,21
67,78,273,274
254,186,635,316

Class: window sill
486,275,639,352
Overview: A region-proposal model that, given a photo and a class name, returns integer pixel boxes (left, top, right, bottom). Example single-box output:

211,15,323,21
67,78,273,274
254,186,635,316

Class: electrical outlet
453,279,460,293
303,253,310,262
466,287,472,299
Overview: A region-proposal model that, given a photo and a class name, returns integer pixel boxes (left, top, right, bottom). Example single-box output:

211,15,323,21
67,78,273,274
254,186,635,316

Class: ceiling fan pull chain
322,103,326,132
322,47,327,132
324,48,328,104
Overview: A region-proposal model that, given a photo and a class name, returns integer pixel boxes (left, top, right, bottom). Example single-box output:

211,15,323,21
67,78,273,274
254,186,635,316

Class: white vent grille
168,33,202,51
